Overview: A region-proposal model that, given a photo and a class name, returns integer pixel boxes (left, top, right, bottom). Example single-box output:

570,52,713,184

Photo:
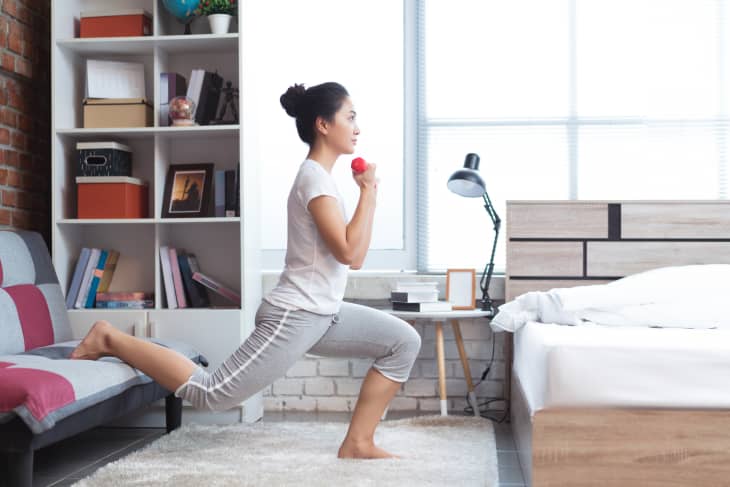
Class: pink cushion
0,364,75,423
5,284,54,350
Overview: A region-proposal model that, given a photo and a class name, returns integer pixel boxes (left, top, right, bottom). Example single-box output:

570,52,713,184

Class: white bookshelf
51,0,263,424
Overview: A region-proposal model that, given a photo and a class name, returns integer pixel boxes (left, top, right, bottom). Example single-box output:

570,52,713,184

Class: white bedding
514,321,730,416
493,264,730,332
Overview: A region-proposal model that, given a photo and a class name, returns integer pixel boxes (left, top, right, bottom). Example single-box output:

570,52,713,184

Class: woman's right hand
353,162,378,192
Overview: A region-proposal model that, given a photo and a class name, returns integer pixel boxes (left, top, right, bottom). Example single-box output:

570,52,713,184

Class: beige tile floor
3,411,524,487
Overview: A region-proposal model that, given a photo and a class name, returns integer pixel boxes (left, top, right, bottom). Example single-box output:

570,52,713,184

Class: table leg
452,319,479,417
435,321,448,416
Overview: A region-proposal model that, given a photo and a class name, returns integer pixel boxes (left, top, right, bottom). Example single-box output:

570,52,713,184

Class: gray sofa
0,230,206,486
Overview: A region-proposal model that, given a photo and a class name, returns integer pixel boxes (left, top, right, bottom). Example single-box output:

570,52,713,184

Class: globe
161,0,198,34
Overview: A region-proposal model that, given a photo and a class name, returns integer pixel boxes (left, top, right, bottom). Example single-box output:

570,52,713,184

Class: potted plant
195,0,237,34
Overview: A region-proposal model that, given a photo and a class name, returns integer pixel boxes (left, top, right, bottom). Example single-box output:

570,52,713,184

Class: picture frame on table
161,163,214,218
446,268,476,310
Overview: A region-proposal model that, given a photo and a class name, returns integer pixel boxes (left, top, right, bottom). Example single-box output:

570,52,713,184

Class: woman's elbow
335,249,354,266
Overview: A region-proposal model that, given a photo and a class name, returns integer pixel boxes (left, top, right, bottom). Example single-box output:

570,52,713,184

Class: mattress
514,321,730,416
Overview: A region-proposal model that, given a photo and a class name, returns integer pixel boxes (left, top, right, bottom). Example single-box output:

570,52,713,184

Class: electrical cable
463,330,508,422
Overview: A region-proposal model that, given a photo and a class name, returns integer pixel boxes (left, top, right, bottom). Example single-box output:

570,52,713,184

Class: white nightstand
386,309,492,416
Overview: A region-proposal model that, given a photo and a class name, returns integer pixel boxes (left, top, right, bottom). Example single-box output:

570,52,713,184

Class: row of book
159,246,241,309
65,248,151,309
390,281,453,312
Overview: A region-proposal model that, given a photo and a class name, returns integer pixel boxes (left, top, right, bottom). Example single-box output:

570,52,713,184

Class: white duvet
492,264,730,332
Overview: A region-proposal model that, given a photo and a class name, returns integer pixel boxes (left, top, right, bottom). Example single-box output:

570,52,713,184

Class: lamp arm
479,192,501,314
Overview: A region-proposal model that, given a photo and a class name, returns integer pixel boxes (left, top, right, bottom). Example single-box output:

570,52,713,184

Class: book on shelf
96,300,154,309
234,163,240,216
168,247,187,308
390,290,439,303
159,72,187,126
178,252,210,308
224,169,237,217
186,69,223,125
214,170,226,217
84,249,109,308
75,248,101,309
66,247,91,309
391,301,453,312
192,271,240,306
186,254,211,305
159,245,177,309
96,292,153,302
96,250,119,294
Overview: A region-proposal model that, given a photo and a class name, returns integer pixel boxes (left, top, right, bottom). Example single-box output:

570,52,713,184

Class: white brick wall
264,315,506,414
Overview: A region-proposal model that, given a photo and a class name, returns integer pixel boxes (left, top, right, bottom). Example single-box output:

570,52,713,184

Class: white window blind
253,0,406,270
418,0,730,272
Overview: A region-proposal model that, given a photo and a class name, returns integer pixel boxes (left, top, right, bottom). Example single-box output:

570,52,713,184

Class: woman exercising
71,82,422,459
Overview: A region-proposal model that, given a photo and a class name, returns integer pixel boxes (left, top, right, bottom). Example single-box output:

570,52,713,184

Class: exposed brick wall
263,317,506,415
0,0,51,244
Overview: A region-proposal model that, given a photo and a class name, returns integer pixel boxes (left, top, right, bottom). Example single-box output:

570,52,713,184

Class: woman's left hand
353,162,378,191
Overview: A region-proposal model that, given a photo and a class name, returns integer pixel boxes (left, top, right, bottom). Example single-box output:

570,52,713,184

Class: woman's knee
176,370,237,411
396,322,422,363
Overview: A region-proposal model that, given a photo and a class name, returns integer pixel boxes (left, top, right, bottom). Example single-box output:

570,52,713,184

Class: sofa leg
6,448,33,487
165,394,183,433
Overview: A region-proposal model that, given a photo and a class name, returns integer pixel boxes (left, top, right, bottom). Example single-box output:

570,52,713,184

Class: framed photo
446,268,476,310
161,163,214,218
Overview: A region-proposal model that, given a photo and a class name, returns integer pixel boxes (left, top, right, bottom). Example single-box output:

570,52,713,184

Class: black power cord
463,331,508,422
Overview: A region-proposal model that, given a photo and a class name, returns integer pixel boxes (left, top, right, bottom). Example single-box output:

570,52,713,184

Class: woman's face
322,97,360,155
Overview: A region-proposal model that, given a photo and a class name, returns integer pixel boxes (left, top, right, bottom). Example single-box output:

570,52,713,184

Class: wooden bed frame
505,200,730,486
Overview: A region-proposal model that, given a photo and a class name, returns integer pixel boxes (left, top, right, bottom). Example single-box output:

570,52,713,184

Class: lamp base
479,297,495,317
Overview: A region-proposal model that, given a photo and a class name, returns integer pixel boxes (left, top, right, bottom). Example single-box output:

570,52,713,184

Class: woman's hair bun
280,84,307,118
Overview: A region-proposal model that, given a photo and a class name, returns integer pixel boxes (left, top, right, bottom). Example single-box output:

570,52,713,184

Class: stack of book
390,281,453,312
159,246,240,308
96,292,154,309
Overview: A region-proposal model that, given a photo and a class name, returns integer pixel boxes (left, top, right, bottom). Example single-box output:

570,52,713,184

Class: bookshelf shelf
56,125,241,139
58,219,156,225
157,217,241,224
67,307,239,313
56,33,239,55
58,217,241,225
52,0,262,424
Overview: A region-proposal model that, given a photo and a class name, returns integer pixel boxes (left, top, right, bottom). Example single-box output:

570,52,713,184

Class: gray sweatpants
175,300,422,411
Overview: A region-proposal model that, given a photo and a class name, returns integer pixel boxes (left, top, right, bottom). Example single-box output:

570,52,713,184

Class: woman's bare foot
70,320,114,360
337,438,400,459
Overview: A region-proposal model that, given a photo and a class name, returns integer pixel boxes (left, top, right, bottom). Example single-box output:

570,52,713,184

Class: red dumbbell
351,157,367,174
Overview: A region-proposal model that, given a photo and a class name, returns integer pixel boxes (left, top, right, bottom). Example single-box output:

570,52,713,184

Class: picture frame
446,268,476,310
161,163,214,218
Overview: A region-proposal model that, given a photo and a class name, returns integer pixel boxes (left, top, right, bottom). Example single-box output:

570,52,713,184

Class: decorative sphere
161,0,198,23
169,96,196,126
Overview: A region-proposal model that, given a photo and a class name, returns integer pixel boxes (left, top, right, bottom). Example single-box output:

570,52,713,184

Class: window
419,0,730,272
253,1,407,270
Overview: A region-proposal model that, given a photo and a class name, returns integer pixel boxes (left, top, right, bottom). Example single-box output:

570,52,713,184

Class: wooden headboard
505,201,730,301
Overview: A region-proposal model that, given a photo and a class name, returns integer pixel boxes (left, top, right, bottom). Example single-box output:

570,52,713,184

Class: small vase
208,14,232,35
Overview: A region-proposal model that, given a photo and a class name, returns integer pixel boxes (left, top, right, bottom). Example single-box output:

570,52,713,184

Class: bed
503,200,730,486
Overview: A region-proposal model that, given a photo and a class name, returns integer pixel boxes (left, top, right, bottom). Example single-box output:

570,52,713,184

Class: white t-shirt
264,159,349,315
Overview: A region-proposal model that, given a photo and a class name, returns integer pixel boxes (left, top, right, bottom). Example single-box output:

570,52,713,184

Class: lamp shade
447,153,486,197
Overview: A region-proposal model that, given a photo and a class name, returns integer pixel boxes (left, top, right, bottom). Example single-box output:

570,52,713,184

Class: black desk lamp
447,153,501,316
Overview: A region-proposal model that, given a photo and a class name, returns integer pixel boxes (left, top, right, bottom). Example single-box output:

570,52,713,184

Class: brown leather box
77,176,148,219
80,9,152,38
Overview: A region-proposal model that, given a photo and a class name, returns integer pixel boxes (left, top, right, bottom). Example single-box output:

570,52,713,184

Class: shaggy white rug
74,415,497,487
